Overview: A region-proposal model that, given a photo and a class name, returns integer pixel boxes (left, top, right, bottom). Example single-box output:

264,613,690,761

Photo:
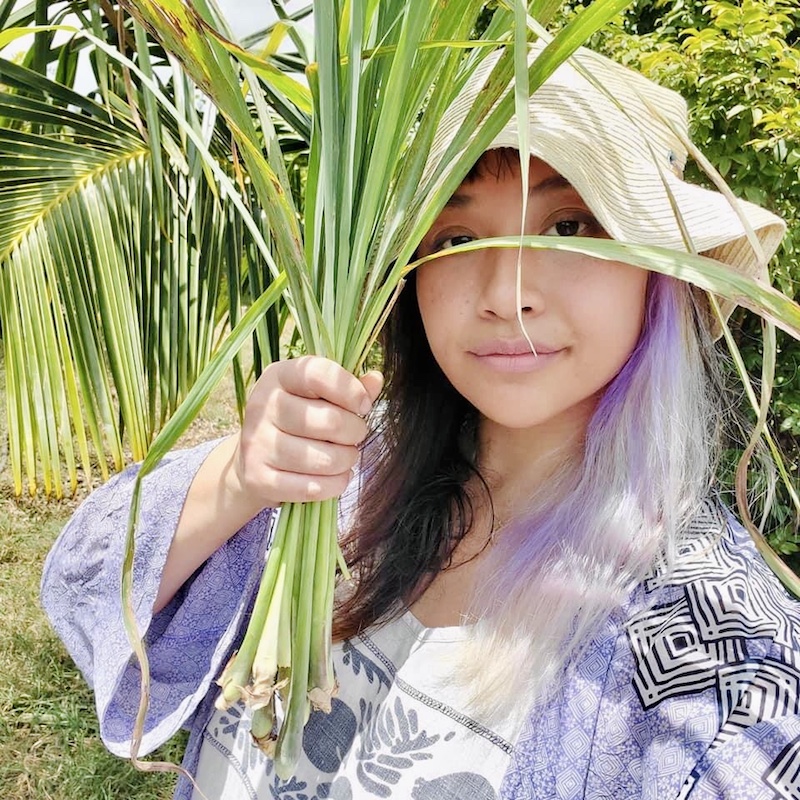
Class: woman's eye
552,220,581,236
436,234,474,251
542,216,600,237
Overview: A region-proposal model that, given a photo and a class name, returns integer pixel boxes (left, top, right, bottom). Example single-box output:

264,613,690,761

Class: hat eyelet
667,150,683,178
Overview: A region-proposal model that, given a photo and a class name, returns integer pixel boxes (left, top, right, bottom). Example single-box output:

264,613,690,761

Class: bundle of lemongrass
203,2,579,773
115,0,800,782
119,0,621,776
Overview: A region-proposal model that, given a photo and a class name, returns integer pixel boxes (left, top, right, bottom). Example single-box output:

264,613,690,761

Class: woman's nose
478,247,545,320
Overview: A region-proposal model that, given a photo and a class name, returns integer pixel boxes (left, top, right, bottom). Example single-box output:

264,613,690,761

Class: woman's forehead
455,150,581,203
464,149,567,187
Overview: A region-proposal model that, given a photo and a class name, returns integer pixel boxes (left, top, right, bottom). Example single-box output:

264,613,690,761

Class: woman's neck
475,403,592,521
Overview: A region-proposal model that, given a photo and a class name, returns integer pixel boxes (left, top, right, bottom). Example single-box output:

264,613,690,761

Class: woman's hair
332,152,726,725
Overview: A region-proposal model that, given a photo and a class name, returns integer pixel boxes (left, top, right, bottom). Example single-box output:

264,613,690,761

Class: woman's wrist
153,436,276,613
217,434,281,526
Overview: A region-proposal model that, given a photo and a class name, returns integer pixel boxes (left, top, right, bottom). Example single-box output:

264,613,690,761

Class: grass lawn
0,366,241,799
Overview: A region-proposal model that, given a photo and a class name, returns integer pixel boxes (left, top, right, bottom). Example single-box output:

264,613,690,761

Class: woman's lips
469,340,563,373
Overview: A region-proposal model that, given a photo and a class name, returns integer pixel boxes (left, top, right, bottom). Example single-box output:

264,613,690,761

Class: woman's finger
252,427,362,478
243,465,354,506
277,356,378,417
264,391,370,446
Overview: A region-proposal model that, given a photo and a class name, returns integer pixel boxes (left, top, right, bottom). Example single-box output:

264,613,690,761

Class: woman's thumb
360,370,384,406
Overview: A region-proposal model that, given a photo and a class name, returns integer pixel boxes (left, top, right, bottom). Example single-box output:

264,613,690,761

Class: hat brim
424,43,787,337
483,45,787,335
488,127,786,279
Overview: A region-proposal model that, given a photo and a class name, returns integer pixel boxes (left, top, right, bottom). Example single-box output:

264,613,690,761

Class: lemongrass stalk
249,556,288,699
276,498,303,673
335,538,353,582
308,497,337,712
216,506,293,708
273,500,321,779
250,697,277,755
251,499,305,699
322,506,339,699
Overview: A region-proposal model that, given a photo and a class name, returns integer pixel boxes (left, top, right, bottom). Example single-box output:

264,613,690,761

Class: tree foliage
0,1,303,496
1,0,799,567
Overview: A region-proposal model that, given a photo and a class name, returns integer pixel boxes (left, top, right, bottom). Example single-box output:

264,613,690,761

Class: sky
217,0,279,37
216,0,312,38
2,1,312,73
0,0,314,100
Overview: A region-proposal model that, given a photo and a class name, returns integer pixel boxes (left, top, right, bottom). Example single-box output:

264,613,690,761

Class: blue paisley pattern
41,444,800,799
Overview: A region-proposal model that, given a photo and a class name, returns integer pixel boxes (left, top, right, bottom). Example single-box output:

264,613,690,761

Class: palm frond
0,50,275,495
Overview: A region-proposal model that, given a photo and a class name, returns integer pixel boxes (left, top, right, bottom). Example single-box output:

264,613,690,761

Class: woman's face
415,152,648,437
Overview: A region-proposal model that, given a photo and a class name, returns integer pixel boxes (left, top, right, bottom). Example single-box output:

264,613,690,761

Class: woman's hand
230,356,384,510
154,357,383,612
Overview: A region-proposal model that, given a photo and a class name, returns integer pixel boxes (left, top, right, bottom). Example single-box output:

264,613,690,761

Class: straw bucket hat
425,41,787,335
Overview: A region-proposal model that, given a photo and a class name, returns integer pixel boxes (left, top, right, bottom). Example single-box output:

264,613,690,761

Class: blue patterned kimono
41,441,800,799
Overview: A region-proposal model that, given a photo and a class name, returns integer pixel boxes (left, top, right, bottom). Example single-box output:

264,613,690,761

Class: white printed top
193,612,515,800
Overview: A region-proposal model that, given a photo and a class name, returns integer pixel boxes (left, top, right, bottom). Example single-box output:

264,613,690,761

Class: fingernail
359,397,372,416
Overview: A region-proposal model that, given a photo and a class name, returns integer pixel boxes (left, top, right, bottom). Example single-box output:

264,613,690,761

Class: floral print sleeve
40,439,275,757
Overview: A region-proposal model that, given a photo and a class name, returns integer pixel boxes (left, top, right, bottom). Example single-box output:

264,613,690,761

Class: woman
42,43,800,800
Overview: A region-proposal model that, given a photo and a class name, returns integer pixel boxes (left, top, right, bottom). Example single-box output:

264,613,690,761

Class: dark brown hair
331,149,521,641
332,272,479,639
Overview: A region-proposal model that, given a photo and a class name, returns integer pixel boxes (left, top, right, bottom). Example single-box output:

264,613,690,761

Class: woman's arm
152,435,264,613
41,357,382,754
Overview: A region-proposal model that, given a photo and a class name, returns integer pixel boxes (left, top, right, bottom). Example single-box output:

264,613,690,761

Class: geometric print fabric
628,502,800,798
39,441,800,800
766,735,800,800
626,597,747,709
503,497,800,799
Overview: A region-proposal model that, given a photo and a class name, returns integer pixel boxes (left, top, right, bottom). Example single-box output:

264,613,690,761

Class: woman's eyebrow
444,174,578,209
531,174,576,194
444,191,472,209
